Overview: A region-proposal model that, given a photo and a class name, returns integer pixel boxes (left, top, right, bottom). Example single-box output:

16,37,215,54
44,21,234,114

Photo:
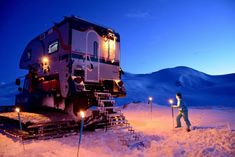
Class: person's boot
186,128,191,132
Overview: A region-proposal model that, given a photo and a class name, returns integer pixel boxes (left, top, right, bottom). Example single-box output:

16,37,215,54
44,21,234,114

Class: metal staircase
94,92,144,148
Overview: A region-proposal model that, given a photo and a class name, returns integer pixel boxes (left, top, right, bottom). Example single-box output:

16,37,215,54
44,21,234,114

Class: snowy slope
117,66,235,108
1,103,235,157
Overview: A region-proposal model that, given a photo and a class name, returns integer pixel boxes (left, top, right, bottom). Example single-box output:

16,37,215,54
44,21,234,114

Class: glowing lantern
169,99,174,105
15,107,22,130
80,110,85,118
77,110,85,157
15,107,20,113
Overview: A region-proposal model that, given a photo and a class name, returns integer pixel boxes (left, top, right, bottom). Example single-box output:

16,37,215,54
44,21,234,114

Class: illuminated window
93,41,98,58
48,40,59,54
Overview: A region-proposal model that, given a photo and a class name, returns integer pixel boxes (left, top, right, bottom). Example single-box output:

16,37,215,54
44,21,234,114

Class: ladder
94,92,144,148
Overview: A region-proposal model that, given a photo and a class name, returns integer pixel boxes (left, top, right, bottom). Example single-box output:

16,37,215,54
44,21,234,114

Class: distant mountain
117,66,235,108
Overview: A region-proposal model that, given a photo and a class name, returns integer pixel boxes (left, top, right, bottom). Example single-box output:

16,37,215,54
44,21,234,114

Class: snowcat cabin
69,18,125,96
16,16,126,115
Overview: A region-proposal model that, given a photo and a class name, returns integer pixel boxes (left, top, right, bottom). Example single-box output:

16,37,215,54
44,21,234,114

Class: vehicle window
48,40,59,54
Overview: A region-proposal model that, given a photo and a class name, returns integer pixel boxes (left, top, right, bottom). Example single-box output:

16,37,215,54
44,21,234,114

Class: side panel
85,30,99,82
99,63,119,80
49,23,70,98
71,30,86,53
20,40,45,69
38,22,70,98
99,37,120,80
72,29,120,82
72,29,100,82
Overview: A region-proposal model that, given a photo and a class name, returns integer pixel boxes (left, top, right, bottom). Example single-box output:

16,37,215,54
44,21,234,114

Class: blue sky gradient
0,0,235,83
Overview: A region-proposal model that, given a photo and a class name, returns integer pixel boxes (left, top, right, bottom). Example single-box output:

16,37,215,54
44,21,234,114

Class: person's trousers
176,110,191,128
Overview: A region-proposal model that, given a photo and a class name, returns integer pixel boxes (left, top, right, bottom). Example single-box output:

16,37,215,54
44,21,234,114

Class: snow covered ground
1,103,235,157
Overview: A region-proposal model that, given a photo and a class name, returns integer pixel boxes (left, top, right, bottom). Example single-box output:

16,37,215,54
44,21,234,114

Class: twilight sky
0,0,235,83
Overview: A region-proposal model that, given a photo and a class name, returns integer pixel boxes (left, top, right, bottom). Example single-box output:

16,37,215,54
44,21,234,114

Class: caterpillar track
0,92,143,148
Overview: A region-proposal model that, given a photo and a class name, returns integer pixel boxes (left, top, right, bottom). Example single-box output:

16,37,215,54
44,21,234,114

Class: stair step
109,117,125,121
98,100,115,103
109,118,125,123
94,92,144,149
110,120,127,124
107,113,123,117
95,92,111,95
95,92,112,97
103,106,119,109
97,107,120,111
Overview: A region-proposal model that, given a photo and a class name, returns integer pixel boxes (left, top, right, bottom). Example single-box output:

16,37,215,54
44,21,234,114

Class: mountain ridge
118,66,235,108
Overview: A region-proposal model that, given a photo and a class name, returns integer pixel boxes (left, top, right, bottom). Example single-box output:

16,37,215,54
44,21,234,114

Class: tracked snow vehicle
1,17,144,147
15,16,126,118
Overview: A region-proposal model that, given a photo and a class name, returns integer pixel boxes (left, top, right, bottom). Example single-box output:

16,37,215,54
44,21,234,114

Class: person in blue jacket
172,93,191,132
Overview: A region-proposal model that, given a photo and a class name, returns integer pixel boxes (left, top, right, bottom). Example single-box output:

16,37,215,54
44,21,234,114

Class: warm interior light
149,97,153,101
80,111,85,118
109,38,116,51
15,107,20,113
169,99,174,104
102,33,116,60
102,39,109,58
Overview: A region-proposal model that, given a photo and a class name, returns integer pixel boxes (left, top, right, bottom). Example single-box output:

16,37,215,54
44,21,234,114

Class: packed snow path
1,103,235,157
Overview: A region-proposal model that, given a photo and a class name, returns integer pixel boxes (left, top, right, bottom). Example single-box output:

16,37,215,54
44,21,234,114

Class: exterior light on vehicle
41,56,50,73
42,56,49,65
